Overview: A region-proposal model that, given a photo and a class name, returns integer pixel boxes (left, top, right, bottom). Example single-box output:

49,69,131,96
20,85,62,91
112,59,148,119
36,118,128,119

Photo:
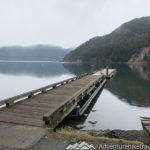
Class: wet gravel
89,130,150,145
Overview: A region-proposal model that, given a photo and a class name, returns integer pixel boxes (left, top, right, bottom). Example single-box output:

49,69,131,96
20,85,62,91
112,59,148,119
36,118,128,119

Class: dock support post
106,67,109,77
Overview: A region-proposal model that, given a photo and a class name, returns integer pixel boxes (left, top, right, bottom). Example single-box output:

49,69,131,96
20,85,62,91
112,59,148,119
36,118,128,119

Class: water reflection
0,61,74,100
83,89,142,130
108,64,150,108
64,63,150,108
0,61,71,77
63,63,150,130
63,63,92,75
0,61,150,130
58,88,104,129
59,89,143,130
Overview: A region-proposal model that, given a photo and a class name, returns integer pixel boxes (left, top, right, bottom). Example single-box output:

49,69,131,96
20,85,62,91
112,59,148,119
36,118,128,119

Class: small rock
88,121,97,124
75,124,86,129
45,136,48,139
84,114,88,117
104,130,119,138
91,110,96,112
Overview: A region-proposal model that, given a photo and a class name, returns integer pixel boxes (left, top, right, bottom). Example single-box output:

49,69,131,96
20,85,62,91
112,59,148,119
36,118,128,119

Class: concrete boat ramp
0,69,116,149
0,123,47,150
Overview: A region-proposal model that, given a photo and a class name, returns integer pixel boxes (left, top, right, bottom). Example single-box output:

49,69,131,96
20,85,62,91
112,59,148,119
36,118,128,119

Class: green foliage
57,128,143,144
64,17,150,63
69,137,85,144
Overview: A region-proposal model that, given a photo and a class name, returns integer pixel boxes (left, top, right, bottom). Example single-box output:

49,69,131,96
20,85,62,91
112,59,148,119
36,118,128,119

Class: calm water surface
0,61,150,130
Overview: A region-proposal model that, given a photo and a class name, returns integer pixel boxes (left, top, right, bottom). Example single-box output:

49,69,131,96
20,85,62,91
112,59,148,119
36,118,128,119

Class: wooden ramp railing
0,69,116,129
0,73,88,107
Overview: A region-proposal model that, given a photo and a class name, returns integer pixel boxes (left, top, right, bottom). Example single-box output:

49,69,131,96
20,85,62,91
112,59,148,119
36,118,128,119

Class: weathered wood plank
0,114,44,127
0,74,88,107
142,120,150,126
12,104,50,112
0,69,116,128
145,126,150,133
0,111,42,119
0,108,44,116
16,102,54,109
78,79,106,115
43,76,102,124
21,97,68,105
141,117,150,120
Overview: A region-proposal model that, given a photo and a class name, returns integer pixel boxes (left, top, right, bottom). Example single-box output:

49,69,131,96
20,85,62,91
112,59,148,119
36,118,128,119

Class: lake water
0,61,150,130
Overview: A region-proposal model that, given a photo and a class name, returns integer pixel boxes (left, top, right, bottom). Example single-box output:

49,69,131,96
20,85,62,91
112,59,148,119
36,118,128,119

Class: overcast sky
0,0,150,48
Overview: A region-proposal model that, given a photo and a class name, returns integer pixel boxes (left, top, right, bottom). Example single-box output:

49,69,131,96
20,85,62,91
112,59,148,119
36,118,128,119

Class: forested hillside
64,17,150,63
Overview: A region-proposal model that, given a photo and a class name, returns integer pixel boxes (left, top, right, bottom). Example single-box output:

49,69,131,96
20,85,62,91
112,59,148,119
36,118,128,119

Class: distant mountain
64,16,150,64
0,45,72,61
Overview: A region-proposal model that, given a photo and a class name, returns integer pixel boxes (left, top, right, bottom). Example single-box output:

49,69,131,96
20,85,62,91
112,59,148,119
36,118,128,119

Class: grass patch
69,137,86,144
56,128,143,145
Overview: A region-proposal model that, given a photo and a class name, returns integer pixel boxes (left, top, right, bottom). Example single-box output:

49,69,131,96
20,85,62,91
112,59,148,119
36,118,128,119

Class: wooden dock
0,69,116,130
141,117,150,134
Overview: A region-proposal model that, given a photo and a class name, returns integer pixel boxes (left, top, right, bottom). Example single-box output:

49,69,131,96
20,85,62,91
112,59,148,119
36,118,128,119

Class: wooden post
106,67,109,77
42,89,46,93
28,92,34,98
6,101,14,107
90,65,94,73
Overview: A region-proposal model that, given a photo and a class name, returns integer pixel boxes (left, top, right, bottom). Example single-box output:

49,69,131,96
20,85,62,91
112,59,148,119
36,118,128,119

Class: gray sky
0,0,150,48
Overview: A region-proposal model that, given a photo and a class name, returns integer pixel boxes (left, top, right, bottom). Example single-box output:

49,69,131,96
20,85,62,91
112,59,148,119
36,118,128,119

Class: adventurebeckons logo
66,141,96,150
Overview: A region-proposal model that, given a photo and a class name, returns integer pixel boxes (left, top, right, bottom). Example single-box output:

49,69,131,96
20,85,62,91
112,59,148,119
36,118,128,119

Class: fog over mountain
0,45,72,61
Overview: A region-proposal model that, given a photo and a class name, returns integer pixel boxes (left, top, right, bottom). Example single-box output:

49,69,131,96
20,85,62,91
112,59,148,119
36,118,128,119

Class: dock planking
0,69,116,129
141,117,150,134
